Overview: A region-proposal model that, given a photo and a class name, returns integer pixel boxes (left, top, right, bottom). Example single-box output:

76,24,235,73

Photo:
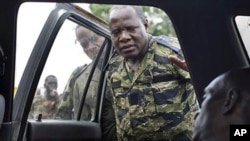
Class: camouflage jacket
107,34,197,141
57,62,100,120
29,93,60,119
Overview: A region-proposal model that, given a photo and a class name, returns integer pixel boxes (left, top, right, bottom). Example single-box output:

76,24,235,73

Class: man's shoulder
32,95,47,106
33,94,44,101
71,64,88,76
153,35,181,53
108,54,123,69
61,64,89,96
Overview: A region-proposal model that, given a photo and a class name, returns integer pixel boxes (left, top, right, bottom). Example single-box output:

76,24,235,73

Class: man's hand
168,55,188,72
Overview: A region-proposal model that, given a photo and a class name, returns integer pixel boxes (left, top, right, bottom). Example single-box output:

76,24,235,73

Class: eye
126,27,135,32
80,41,89,49
111,29,121,36
126,26,138,33
48,82,57,85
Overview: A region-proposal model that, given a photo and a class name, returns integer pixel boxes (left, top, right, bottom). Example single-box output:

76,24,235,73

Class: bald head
193,67,250,141
75,25,94,48
108,5,146,23
203,68,250,104
221,68,250,90
75,25,103,60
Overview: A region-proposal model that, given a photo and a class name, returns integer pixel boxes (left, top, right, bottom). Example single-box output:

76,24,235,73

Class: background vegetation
89,4,176,37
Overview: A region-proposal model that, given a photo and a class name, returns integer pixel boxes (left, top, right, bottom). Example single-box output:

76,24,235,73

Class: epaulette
154,35,181,54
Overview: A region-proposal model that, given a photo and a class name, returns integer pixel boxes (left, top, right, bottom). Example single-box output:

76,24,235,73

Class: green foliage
89,4,176,37
89,4,111,23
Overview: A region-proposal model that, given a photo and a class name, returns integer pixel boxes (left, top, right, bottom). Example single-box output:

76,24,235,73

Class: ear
144,19,149,31
223,88,239,115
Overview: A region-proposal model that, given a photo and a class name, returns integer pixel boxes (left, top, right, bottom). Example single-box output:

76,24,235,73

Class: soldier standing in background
56,25,104,120
29,75,60,119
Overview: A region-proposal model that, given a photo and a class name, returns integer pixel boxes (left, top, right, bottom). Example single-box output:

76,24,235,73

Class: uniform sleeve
101,88,117,141
101,72,117,141
56,70,75,120
72,80,91,120
172,50,199,113
56,96,73,119
56,64,88,120
166,42,199,113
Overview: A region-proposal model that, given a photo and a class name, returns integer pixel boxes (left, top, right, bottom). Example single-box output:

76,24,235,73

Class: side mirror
0,94,5,128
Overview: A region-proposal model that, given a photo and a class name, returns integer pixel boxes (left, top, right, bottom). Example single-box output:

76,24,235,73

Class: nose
119,30,131,42
87,42,100,50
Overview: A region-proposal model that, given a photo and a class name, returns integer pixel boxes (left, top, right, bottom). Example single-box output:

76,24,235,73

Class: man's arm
101,90,117,141
101,75,117,141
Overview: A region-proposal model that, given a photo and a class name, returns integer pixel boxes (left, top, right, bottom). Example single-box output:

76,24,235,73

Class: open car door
13,3,112,141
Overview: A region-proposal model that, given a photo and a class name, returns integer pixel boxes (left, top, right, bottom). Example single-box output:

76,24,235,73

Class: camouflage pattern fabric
29,94,60,119
101,84,117,141
56,65,87,120
57,62,100,120
106,34,198,141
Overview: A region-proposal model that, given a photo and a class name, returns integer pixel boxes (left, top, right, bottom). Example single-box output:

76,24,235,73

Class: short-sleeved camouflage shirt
29,93,60,119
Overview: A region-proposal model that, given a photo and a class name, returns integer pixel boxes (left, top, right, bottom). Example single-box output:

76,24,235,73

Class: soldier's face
84,35,104,60
45,77,58,91
109,6,148,60
76,27,103,60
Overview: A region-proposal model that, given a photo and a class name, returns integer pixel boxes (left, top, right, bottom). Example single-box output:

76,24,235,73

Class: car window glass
16,3,178,96
15,2,91,97
15,2,55,97
27,19,106,120
16,2,180,121
17,2,107,121
235,16,250,58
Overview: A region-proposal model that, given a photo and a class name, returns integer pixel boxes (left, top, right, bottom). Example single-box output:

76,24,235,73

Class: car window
15,2,55,97
16,2,109,121
235,16,250,58
27,20,107,121
15,2,91,97
16,3,178,93
15,2,180,122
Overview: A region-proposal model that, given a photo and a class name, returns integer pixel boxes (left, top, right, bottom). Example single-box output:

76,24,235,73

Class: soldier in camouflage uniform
29,75,60,119
103,5,198,141
56,25,104,120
